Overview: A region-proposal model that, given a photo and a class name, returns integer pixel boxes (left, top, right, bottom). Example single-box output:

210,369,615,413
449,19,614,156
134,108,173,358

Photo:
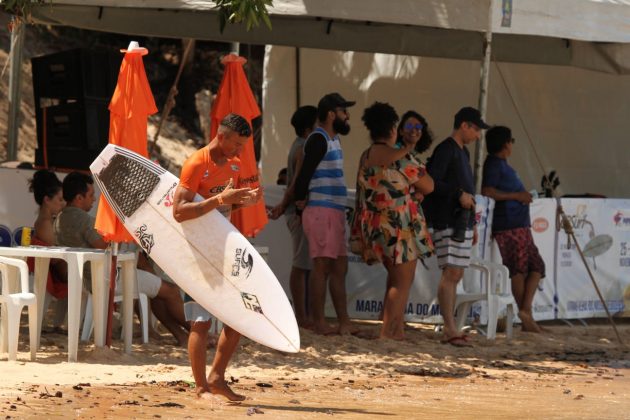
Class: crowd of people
23,95,545,402
271,92,545,347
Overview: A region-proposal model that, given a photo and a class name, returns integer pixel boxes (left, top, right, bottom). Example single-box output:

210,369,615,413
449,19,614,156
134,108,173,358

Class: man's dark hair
220,113,252,137
361,102,399,142
62,171,93,203
396,110,434,154
290,106,318,137
486,125,513,155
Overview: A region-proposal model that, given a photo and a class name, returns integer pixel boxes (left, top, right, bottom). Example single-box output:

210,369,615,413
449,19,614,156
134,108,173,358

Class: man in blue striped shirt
293,93,358,335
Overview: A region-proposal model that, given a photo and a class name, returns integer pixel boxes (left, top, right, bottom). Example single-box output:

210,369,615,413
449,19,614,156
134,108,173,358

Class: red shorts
494,227,545,278
302,206,347,259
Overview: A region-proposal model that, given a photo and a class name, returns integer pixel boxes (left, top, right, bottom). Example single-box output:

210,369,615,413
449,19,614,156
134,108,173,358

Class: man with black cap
424,106,489,347
292,92,358,335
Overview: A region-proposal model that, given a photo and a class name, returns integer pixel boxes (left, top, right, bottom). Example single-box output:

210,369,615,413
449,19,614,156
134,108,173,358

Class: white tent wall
262,46,630,197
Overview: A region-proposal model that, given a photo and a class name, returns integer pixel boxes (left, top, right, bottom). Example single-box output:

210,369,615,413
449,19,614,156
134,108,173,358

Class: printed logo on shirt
134,224,155,254
231,164,240,172
239,174,258,186
202,170,209,179
231,247,254,279
209,185,228,194
532,217,549,233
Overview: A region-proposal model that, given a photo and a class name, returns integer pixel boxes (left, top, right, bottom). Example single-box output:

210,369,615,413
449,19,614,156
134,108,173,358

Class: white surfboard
90,144,300,353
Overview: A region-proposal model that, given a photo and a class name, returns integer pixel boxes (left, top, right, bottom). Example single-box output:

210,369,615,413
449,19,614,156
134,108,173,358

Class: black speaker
32,48,122,170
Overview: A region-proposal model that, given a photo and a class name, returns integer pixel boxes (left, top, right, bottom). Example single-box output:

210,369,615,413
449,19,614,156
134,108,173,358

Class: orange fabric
179,146,242,198
27,236,67,300
210,54,267,237
95,50,158,242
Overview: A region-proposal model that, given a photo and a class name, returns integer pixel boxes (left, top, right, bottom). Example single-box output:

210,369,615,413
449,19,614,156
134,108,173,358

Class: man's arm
427,143,458,198
172,179,255,223
293,134,327,202
481,187,532,204
269,147,304,219
481,159,532,204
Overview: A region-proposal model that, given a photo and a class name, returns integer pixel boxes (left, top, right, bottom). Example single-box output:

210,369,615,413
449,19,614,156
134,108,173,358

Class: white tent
30,1,630,73
15,1,630,196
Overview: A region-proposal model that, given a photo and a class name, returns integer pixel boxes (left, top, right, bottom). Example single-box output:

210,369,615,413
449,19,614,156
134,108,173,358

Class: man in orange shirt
173,113,262,401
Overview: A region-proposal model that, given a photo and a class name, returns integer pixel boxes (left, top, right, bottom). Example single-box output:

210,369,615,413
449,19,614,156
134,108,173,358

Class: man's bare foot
311,322,337,335
338,321,360,336
207,377,245,402
519,310,542,333
297,318,314,329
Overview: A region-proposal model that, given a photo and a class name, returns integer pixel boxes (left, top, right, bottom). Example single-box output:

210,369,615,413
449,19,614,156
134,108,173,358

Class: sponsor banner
556,199,626,318
529,198,558,320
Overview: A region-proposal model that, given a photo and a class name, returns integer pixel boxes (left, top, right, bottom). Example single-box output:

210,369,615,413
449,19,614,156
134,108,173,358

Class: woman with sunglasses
354,102,434,340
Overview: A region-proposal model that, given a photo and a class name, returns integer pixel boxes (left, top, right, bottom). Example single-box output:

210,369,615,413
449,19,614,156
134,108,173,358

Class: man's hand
459,191,475,209
219,178,257,205
515,191,533,204
268,203,285,220
472,226,478,246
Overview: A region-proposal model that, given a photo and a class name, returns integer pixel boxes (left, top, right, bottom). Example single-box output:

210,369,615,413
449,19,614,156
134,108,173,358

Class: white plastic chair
0,256,38,361
81,290,149,344
455,257,516,340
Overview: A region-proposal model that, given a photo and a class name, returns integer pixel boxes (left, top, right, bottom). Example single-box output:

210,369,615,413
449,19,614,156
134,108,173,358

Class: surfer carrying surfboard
173,113,262,401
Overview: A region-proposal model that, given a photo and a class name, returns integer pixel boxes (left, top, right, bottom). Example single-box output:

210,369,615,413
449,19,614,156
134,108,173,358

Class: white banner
529,198,558,320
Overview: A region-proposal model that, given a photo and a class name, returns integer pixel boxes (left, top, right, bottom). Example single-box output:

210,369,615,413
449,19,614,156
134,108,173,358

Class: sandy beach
1,318,630,419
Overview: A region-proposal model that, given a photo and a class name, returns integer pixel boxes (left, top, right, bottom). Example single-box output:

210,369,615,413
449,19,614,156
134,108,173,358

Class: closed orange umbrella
95,42,158,241
210,54,267,237
93,41,157,347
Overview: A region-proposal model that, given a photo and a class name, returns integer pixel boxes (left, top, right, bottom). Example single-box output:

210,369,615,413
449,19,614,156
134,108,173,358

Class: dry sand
1,319,630,419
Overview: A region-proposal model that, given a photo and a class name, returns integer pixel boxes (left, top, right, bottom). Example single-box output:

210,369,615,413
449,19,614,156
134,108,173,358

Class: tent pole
474,0,494,192
7,19,25,162
295,47,301,107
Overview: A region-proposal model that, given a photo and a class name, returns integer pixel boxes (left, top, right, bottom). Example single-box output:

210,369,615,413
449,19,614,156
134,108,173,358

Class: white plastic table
0,246,136,362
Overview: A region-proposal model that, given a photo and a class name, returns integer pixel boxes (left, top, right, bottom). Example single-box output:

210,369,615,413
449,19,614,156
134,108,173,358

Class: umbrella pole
105,242,119,347
557,204,625,347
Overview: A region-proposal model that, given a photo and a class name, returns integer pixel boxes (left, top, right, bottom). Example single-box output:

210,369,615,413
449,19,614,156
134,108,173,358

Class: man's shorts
183,294,213,323
115,269,162,299
302,206,347,259
286,213,312,270
431,228,474,270
494,227,546,278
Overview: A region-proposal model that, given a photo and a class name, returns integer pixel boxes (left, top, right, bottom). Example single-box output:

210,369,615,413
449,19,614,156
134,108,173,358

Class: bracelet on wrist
216,194,224,206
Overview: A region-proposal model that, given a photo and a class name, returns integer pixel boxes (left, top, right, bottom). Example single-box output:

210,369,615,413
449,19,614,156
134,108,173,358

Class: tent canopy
31,1,630,73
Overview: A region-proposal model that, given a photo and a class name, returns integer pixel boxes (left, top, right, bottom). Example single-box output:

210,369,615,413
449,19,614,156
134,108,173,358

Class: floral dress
356,153,433,265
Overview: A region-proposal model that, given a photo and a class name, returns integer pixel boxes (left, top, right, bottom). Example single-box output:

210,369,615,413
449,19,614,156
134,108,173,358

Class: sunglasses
404,122,424,131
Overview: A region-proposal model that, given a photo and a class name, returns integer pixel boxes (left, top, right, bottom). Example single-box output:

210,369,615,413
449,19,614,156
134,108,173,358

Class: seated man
54,172,188,346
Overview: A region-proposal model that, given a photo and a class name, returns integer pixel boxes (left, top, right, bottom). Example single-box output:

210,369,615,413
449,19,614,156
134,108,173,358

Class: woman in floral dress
355,102,434,339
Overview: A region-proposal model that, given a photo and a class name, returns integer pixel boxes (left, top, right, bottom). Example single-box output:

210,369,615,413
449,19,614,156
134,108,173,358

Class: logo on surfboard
232,247,254,278
135,224,155,254
157,182,177,207
241,292,263,314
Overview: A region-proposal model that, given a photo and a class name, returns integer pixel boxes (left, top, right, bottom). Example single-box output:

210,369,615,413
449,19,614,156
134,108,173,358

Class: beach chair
0,256,38,361
455,257,516,340
81,283,150,344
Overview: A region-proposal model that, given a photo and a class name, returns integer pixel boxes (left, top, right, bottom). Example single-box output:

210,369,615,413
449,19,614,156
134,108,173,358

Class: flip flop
441,335,473,347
